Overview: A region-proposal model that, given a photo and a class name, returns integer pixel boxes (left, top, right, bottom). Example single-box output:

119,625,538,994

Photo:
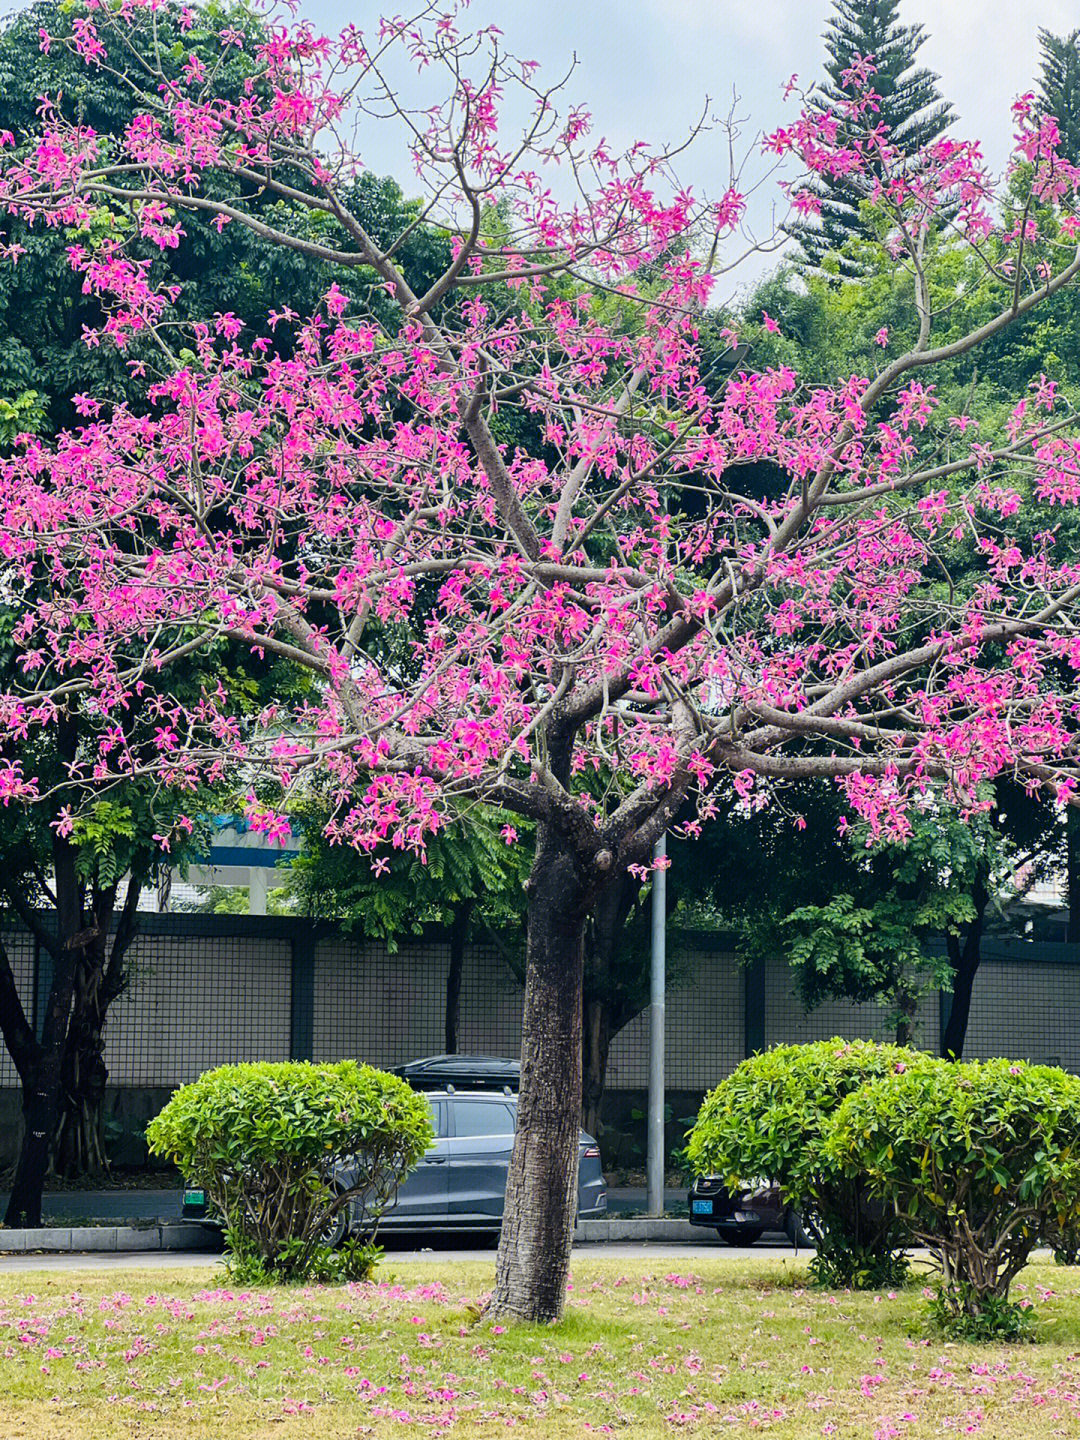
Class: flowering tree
4,2,1080,1317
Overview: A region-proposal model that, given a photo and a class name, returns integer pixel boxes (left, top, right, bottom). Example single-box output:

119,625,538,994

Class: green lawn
2,1255,1079,1437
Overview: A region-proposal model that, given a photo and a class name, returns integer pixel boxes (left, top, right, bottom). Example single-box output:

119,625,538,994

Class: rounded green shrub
828,1057,1080,1338
687,1038,933,1288
146,1061,432,1284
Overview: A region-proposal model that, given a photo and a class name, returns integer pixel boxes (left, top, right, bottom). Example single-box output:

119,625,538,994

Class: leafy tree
773,791,1057,1052
790,0,955,275
7,3,1080,1326
0,2,451,432
288,802,530,1054
1038,29,1080,163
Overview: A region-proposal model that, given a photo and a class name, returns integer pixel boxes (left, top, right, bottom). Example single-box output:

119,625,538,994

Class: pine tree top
791,0,955,275
1038,28,1080,162
821,0,954,152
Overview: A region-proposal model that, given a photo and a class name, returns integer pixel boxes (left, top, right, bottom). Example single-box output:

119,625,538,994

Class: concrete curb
0,1217,712,1252
574,1217,703,1242
0,1224,220,1254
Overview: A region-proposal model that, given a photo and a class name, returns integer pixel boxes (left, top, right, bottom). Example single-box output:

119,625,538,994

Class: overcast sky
306,0,1076,167
299,0,1080,293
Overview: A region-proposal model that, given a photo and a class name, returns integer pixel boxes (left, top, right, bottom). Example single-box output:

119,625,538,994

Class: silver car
336,1088,607,1239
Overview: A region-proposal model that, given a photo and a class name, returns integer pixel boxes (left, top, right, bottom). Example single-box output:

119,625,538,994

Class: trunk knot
594,849,613,872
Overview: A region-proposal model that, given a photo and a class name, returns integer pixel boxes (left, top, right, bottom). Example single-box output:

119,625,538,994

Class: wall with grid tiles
4,918,1080,1162
606,946,745,1090
758,955,940,1053
104,931,293,1086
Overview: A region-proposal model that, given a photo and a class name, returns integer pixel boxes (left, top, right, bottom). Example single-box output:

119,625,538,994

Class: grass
3,1256,1080,1437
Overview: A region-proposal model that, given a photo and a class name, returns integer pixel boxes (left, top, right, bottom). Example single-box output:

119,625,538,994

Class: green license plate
184,1189,206,1206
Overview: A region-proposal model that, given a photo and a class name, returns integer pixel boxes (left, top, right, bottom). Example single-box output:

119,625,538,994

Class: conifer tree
1038,28,1080,161
792,0,955,274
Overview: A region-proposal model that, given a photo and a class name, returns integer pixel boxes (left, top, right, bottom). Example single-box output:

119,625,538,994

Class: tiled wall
961,958,1080,1070
607,948,744,1089
2,923,1080,1096
760,955,940,1052
104,932,292,1085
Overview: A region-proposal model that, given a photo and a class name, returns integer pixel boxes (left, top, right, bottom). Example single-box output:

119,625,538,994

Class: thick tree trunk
492,832,589,1323
444,902,471,1055
941,884,987,1060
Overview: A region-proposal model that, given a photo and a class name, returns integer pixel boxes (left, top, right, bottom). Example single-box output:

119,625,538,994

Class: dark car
182,1084,606,1241
391,1053,521,1091
688,1174,805,1246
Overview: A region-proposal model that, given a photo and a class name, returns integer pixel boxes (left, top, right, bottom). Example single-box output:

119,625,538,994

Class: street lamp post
647,833,667,1216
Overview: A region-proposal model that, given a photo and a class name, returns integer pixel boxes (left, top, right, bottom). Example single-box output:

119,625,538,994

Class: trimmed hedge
147,1061,432,1283
687,1039,935,1288
828,1057,1080,1336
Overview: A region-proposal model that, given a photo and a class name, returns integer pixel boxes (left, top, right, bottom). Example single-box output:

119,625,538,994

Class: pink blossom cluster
0,4,1079,863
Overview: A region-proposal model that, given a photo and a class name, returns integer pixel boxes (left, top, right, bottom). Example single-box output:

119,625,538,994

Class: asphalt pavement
0,1185,690,1225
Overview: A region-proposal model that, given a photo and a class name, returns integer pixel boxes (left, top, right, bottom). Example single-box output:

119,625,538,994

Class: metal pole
248,866,268,916
647,833,667,1216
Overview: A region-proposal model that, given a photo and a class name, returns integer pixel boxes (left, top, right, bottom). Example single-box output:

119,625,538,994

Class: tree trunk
941,884,987,1060
54,959,111,1177
1069,810,1080,945
5,945,77,1226
0,939,45,1225
581,870,643,1138
894,984,917,1047
6,1050,66,1227
444,902,471,1055
5,811,88,1226
581,997,610,1141
54,878,140,1176
492,832,589,1323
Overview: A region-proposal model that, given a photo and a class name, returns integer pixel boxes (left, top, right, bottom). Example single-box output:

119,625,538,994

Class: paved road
0,1237,798,1274
0,1185,688,1224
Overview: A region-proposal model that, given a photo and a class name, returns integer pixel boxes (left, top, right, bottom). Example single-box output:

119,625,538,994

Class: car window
452,1100,515,1137
425,1097,448,1139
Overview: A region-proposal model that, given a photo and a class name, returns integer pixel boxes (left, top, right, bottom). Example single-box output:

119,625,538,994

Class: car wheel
719,1227,764,1246
784,1209,814,1249
318,1204,349,1249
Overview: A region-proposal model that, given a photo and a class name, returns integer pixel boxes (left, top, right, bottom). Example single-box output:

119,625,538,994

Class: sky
298,0,1080,294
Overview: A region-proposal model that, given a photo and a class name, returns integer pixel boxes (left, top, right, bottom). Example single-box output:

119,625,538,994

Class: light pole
647,832,667,1216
